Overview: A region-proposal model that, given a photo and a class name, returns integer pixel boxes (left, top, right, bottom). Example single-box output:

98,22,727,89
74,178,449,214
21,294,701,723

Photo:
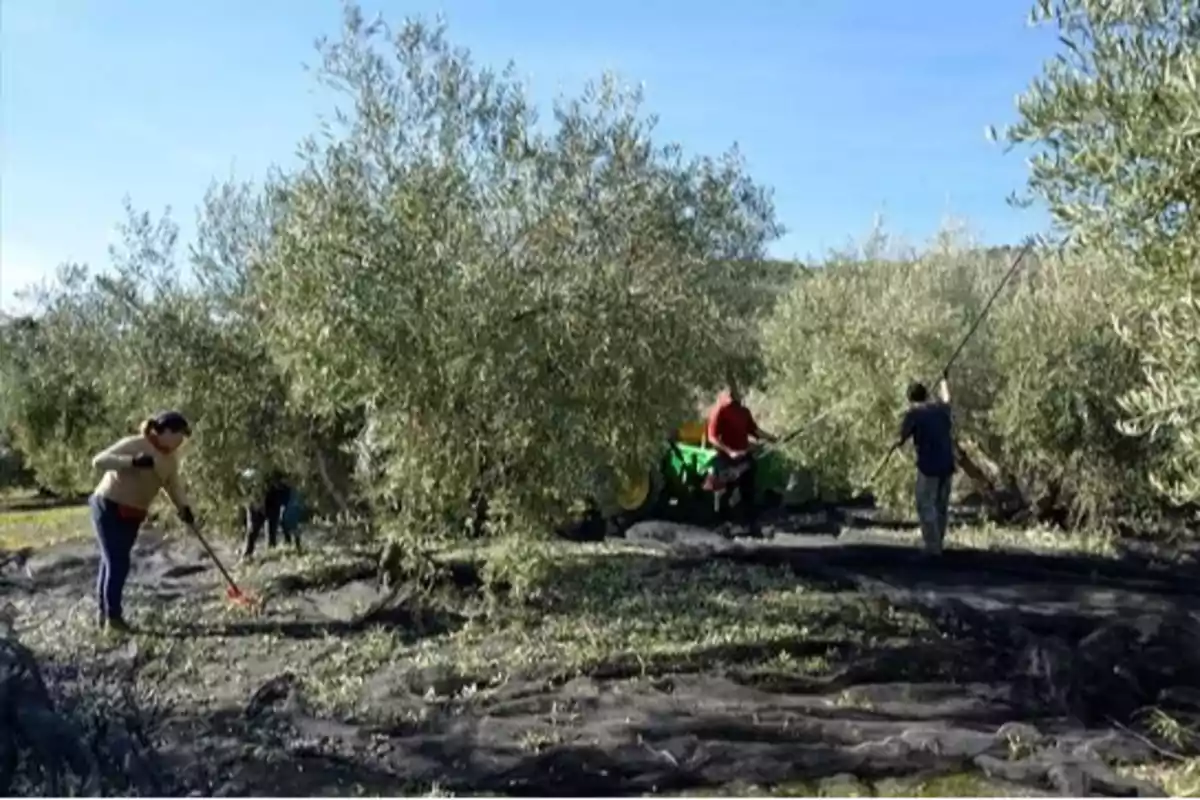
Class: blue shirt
900,402,955,478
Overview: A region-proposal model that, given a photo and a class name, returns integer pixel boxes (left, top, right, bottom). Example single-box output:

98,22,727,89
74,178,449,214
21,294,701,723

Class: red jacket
707,391,759,452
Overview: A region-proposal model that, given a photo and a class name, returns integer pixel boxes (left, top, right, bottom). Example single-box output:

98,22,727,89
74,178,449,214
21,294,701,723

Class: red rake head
225,586,259,609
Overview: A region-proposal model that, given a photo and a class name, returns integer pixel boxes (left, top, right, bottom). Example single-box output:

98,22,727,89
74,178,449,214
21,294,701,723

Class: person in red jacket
706,380,777,535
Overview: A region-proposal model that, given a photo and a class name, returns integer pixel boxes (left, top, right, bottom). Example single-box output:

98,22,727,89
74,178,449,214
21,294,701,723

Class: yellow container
675,419,708,447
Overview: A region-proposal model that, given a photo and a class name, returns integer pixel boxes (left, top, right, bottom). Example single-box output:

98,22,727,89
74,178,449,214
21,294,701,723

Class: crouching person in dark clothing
898,375,955,555
240,469,299,560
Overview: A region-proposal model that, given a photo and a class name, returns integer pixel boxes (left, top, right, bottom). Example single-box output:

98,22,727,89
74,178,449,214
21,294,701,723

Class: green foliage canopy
1004,0,1200,504
0,5,782,543
759,228,1161,525
251,9,782,540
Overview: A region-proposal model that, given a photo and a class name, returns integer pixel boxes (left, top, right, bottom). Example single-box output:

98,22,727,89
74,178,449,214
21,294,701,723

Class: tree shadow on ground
15,552,95,593
397,683,1167,797
153,707,417,796
487,531,1200,697
718,539,1200,596
532,533,1200,720
12,632,1170,798
140,601,468,642
2,638,429,797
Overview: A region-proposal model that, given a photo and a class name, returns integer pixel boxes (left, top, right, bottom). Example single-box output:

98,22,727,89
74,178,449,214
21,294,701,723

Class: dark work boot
106,616,133,635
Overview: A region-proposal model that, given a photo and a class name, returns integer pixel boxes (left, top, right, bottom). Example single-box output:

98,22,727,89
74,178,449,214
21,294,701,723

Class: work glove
179,506,196,527
131,453,155,469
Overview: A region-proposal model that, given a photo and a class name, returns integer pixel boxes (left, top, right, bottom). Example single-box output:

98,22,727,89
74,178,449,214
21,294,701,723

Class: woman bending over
89,410,198,633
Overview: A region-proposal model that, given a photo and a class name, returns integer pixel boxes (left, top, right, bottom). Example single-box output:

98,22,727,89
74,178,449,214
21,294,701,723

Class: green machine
612,420,791,525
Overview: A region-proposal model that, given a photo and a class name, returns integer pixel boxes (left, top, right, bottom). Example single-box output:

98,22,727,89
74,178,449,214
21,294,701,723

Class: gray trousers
915,472,953,554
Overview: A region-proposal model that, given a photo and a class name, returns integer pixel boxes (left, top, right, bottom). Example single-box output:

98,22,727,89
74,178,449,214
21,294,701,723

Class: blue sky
1,0,1057,310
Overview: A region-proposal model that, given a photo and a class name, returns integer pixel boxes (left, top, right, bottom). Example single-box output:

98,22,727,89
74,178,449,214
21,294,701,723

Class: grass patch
0,500,90,550
1119,758,1200,797
10,535,930,720
289,539,930,714
861,520,1119,558
951,521,1117,557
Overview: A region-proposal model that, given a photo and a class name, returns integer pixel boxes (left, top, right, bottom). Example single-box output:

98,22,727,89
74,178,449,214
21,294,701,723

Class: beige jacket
92,435,190,513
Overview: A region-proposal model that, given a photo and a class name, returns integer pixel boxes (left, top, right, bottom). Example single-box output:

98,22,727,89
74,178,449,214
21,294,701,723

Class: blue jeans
914,472,953,554
90,495,143,620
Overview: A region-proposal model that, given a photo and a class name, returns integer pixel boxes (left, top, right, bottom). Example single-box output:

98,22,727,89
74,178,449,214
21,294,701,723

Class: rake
185,522,262,612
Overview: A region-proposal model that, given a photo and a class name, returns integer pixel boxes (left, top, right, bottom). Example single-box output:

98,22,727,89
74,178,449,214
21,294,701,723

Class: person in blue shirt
897,374,955,555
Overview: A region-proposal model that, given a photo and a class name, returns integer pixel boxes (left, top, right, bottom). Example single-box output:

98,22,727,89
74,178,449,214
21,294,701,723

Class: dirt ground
3,508,1200,797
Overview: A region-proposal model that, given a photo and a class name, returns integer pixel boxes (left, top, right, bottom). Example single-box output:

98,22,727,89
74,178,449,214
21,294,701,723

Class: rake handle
186,523,244,596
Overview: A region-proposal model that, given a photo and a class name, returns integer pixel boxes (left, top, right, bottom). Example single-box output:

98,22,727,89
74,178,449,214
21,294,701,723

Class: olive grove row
1,0,1196,547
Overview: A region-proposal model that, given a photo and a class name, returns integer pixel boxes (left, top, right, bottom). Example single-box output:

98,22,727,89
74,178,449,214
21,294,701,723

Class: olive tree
0,194,315,521
1003,0,1200,505
759,225,1158,526
0,272,125,494
90,197,326,521
0,420,32,490
254,4,782,544
189,178,367,520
